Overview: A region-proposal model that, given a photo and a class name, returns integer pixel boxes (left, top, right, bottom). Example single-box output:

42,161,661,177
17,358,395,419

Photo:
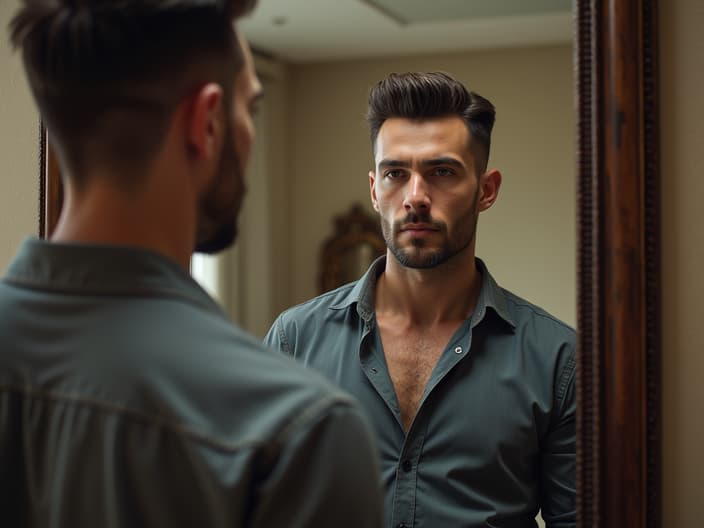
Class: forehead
374,116,472,162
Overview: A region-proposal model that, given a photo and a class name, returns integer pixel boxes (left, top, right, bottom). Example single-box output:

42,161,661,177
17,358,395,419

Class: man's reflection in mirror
266,71,576,528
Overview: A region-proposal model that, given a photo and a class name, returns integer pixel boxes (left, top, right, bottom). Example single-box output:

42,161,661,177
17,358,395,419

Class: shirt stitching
503,294,574,333
2,277,223,319
556,354,576,407
1,382,352,455
276,318,291,354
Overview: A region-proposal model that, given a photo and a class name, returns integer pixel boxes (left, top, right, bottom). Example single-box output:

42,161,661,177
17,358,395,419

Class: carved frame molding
576,1,660,526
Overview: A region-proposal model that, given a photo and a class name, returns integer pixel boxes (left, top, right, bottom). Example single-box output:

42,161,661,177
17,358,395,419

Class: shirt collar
329,255,515,329
3,238,225,316
472,258,516,329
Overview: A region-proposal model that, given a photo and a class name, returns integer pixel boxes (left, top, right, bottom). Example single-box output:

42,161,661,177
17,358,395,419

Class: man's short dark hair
366,71,496,172
8,0,257,185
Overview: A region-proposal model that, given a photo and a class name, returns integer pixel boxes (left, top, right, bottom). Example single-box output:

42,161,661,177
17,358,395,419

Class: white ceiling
239,0,573,63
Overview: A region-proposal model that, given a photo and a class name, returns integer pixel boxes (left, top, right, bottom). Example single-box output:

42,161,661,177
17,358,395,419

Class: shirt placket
358,318,406,433
389,412,430,528
388,318,480,528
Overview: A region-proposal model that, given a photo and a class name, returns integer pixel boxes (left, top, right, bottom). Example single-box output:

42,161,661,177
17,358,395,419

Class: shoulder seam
502,290,575,332
281,283,357,314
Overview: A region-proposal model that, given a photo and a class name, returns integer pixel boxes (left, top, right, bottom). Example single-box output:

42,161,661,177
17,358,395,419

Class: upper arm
248,401,384,528
540,350,576,527
263,315,291,355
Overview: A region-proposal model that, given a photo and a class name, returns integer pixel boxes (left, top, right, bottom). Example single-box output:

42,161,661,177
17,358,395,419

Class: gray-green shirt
0,239,383,528
265,257,576,528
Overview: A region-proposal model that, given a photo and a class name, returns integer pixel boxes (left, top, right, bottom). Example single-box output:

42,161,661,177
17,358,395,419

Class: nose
403,172,430,212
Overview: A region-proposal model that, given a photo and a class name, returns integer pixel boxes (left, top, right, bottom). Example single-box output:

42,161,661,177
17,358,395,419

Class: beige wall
289,45,576,325
661,0,704,523
0,0,38,271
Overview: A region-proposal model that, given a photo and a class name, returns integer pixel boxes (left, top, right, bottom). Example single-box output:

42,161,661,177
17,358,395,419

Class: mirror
36,0,661,525
319,203,385,293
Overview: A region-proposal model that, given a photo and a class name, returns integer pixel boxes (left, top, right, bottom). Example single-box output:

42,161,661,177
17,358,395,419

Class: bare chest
378,324,459,430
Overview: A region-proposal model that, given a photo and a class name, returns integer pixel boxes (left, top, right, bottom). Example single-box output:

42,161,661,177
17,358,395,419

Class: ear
185,83,225,162
477,168,502,212
369,170,379,212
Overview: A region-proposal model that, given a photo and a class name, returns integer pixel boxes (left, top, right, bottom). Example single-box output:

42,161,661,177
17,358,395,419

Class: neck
51,176,195,270
376,247,482,327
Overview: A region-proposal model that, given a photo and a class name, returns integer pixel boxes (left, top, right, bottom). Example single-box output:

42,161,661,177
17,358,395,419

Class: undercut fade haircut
366,71,496,173
8,0,257,186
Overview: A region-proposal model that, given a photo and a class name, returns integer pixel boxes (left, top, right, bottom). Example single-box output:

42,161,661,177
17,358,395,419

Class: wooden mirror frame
576,1,660,526
37,1,661,525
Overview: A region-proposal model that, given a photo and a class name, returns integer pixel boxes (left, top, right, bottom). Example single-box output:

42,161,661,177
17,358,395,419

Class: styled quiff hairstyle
8,0,257,185
366,71,496,172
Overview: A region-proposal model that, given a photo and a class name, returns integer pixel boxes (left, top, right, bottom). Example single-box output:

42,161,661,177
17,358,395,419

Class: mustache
392,211,446,232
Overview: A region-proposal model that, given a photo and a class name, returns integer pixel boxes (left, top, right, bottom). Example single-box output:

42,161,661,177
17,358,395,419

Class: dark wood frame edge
576,1,660,526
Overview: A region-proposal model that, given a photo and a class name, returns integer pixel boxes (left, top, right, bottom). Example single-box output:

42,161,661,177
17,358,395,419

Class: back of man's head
366,71,496,172
8,0,257,186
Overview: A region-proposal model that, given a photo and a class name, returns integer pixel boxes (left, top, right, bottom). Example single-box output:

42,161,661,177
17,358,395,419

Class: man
0,1,383,526
265,72,576,527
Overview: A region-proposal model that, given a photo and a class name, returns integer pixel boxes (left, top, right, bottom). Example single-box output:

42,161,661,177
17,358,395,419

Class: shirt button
454,346,463,354
401,459,412,472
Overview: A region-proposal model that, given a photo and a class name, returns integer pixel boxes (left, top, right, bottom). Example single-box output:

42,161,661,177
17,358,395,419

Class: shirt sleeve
248,400,384,528
540,352,577,528
263,315,291,355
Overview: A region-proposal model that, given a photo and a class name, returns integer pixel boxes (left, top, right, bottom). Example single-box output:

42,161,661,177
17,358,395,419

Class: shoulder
99,298,362,452
276,281,359,322
489,288,576,413
500,288,575,343
149,315,357,426
491,287,576,390
268,281,361,339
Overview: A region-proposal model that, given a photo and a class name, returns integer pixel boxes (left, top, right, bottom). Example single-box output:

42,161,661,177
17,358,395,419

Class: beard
382,190,480,269
194,124,245,255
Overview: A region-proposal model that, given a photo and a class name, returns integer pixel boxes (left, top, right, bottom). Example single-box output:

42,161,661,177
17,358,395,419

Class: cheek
232,104,254,160
237,121,253,158
374,196,394,219
374,185,400,211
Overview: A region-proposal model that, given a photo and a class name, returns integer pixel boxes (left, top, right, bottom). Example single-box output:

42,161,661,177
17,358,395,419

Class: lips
400,224,439,237
401,224,437,232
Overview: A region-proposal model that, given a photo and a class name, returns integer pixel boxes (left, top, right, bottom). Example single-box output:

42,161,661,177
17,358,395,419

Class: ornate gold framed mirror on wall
37,1,661,525
318,203,385,293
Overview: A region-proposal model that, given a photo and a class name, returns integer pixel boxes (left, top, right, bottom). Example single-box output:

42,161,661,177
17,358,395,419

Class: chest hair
379,324,459,431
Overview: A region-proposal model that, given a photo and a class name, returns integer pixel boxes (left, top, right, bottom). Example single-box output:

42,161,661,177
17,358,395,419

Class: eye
433,167,455,177
384,169,405,180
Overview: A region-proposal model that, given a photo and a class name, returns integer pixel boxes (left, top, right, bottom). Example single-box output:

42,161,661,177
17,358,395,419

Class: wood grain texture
576,0,660,526
39,122,62,238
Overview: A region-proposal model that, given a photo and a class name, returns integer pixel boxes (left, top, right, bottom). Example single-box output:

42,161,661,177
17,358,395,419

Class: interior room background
1,0,702,523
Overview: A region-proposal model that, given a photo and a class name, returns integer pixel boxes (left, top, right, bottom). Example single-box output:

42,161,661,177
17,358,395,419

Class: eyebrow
377,157,465,170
